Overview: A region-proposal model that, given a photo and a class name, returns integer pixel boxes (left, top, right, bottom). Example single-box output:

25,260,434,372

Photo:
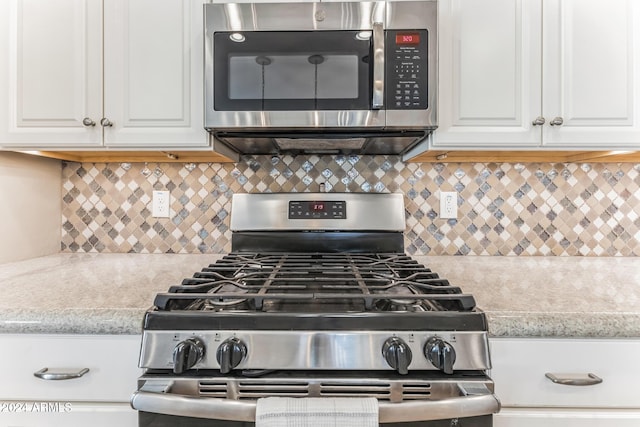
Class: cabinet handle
532,116,546,126
34,367,90,381
82,117,96,127
545,372,602,386
549,117,564,126
100,118,113,127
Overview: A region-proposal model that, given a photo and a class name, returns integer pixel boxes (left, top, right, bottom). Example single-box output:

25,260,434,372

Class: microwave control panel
386,30,429,110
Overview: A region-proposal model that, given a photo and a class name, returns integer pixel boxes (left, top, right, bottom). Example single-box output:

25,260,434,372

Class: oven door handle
130,389,500,423
379,393,500,423
372,22,385,110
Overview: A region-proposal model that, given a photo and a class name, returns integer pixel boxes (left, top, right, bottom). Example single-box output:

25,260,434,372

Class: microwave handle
372,22,385,109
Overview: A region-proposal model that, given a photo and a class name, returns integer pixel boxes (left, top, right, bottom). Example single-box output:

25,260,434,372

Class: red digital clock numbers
311,203,325,211
396,33,420,45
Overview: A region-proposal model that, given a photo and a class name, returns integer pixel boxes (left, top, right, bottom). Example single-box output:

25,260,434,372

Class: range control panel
289,200,346,219
386,29,429,110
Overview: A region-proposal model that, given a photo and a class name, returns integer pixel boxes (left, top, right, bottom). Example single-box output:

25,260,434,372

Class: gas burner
183,281,250,311
373,284,431,312
205,294,248,309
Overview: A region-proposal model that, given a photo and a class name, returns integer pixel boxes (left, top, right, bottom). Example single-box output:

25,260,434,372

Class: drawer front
0,402,137,427
490,338,640,408
495,408,640,427
0,334,141,402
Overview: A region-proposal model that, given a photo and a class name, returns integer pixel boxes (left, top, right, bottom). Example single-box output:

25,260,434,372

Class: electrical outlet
439,191,458,219
152,190,170,218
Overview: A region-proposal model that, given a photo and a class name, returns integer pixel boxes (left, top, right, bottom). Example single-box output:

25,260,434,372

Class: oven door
139,412,493,427
132,374,499,426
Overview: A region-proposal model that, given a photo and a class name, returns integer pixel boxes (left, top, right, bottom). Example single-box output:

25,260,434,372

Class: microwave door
209,30,384,129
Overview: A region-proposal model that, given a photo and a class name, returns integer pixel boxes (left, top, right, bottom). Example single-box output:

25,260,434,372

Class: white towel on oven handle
255,397,379,427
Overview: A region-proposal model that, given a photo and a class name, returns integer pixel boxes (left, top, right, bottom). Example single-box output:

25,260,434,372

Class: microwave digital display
395,33,420,45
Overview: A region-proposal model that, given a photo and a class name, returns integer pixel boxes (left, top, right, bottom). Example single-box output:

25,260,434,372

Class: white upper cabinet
103,0,208,147
0,0,103,147
435,0,640,150
542,0,640,148
436,0,542,148
0,0,208,149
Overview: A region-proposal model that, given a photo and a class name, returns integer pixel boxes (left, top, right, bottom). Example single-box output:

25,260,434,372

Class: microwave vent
275,138,366,151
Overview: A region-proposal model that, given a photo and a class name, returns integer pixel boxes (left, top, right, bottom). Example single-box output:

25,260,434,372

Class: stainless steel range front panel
138,330,491,371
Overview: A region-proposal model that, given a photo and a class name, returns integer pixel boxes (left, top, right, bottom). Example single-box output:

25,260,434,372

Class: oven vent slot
401,382,432,400
199,381,229,398
198,379,432,402
238,381,311,399
319,382,392,400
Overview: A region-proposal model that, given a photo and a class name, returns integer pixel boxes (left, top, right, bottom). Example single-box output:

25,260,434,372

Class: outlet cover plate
152,190,170,218
439,191,457,219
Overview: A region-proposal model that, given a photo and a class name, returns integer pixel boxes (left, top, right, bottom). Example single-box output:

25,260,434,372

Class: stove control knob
382,337,412,375
172,337,205,374
216,337,247,374
424,337,456,374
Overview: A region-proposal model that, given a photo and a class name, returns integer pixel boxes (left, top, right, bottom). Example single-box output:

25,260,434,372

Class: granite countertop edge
0,308,640,338
1,310,639,338
484,311,640,338
0,308,147,335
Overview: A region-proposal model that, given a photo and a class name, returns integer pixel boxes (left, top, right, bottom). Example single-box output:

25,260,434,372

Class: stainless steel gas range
131,193,500,426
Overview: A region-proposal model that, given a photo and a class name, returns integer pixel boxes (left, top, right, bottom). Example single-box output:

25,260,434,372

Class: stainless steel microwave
204,1,437,158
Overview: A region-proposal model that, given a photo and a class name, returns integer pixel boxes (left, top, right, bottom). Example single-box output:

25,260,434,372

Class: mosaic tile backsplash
61,156,640,256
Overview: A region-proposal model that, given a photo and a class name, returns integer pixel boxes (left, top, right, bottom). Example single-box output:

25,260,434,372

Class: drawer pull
545,372,602,386
34,367,90,381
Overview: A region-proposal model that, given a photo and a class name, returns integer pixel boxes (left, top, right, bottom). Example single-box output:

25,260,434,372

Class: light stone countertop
0,253,220,334
0,253,638,337
415,256,640,338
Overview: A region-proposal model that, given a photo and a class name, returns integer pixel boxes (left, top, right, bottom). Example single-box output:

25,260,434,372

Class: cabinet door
433,0,542,149
0,334,141,402
103,0,209,148
495,408,640,427
0,402,137,427
490,338,640,409
542,0,640,148
0,0,103,147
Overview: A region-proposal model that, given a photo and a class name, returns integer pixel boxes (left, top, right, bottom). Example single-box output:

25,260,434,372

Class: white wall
0,152,61,263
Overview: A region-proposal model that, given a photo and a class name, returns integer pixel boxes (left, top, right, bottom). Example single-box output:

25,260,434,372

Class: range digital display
289,201,346,219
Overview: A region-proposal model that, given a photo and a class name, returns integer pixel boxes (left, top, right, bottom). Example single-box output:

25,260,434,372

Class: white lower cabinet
0,402,137,427
495,408,640,427
0,334,141,427
490,338,640,427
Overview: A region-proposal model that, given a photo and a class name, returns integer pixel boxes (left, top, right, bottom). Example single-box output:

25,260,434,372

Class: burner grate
154,252,476,313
